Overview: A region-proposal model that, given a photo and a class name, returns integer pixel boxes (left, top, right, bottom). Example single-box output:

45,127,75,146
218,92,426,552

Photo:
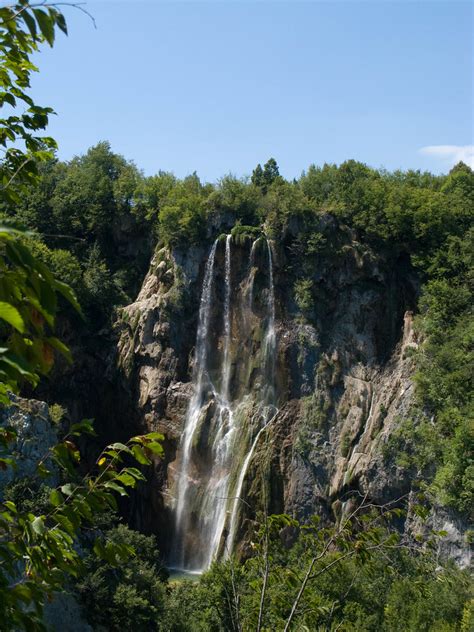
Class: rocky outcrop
405,497,472,569
116,217,470,566
0,394,58,490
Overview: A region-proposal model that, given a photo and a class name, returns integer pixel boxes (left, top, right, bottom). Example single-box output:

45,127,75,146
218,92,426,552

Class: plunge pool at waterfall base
167,567,203,582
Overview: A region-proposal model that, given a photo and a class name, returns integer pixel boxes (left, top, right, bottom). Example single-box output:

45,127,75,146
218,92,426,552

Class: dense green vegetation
67,507,472,632
161,513,472,632
5,475,473,630
76,523,168,631
1,143,153,330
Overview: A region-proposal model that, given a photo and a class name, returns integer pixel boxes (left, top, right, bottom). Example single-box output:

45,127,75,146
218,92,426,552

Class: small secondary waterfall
247,238,259,312
170,235,278,571
226,240,277,556
221,235,232,402
263,240,276,403
225,405,277,557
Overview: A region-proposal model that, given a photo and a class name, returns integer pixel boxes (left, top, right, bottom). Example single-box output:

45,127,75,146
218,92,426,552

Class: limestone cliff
116,216,470,567
0,395,58,490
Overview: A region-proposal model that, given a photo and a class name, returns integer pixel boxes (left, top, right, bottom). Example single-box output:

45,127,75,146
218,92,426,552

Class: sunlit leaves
0,2,72,202
0,418,164,631
0,301,25,331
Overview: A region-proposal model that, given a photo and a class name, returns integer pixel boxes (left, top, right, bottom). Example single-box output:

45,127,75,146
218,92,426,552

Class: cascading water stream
225,406,277,557
247,238,259,312
171,235,278,571
202,234,235,569
263,240,276,404
221,234,232,402
172,239,218,566
225,240,278,557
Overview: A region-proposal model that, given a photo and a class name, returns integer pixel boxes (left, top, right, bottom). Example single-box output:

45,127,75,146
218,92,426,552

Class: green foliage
157,174,209,246
260,177,314,238
383,224,473,516
208,174,260,226
0,416,164,630
230,223,262,244
2,142,153,330
251,163,264,188
3,477,53,514
295,393,329,457
0,10,167,627
48,141,139,240
160,509,471,632
0,0,68,205
76,524,167,631
294,278,314,315
161,576,224,632
340,431,351,457
251,158,281,193
382,570,471,632
0,221,80,403
163,265,186,316
133,170,177,223
81,242,124,319
27,239,83,294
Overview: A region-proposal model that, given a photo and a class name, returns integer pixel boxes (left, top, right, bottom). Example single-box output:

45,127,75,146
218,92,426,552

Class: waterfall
201,235,235,569
263,240,276,404
225,240,278,557
221,234,232,402
225,406,277,558
172,239,218,566
247,238,259,312
170,235,278,571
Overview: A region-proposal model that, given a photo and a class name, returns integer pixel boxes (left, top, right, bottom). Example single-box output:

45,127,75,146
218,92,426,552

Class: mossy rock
231,224,262,244
340,432,352,458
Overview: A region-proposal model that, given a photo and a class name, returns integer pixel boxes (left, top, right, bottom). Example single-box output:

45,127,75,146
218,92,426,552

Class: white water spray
173,239,218,565
225,240,278,556
263,240,276,404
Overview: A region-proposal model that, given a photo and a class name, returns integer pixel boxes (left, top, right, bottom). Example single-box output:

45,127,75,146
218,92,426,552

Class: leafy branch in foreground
0,4,167,630
0,222,164,630
0,1,95,203
0,417,164,631
1,1,64,202
0,221,81,406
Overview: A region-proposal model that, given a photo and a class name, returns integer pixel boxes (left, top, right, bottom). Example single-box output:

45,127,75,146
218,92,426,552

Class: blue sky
29,1,473,181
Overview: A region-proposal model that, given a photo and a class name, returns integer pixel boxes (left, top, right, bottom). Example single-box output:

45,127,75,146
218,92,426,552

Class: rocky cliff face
116,216,470,567
0,395,58,490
